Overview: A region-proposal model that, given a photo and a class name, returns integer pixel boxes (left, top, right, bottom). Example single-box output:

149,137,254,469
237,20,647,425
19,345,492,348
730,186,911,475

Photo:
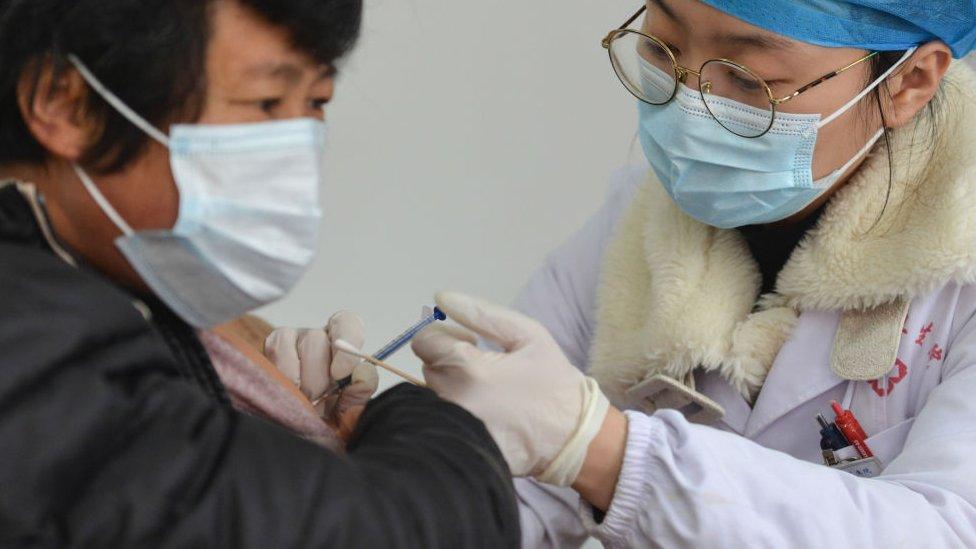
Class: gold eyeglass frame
602,5,879,137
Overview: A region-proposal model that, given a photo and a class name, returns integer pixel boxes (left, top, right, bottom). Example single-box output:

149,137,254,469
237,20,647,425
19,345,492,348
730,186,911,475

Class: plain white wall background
260,0,637,393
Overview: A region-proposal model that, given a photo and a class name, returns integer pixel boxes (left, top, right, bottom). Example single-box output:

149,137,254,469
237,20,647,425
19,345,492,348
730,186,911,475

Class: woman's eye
728,71,761,92
641,43,669,60
644,41,679,59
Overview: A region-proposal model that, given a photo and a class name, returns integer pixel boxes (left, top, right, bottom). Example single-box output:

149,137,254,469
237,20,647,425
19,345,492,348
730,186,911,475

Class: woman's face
640,0,885,183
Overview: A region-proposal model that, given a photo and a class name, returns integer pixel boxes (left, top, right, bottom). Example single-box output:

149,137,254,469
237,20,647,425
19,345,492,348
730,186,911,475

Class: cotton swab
313,308,444,405
334,339,427,387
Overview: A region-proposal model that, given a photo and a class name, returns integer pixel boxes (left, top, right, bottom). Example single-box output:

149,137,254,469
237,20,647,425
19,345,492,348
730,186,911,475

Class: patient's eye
308,97,330,110
258,98,282,114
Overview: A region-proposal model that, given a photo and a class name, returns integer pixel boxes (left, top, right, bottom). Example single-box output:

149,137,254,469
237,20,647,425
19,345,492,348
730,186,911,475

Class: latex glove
412,292,609,486
264,311,379,425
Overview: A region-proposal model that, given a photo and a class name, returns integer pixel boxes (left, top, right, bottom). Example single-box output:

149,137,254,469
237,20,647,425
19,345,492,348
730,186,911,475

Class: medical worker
413,1,976,547
0,1,519,546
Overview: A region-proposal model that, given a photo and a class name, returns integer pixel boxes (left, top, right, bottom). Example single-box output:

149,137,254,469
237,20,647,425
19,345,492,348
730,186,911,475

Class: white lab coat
513,164,976,548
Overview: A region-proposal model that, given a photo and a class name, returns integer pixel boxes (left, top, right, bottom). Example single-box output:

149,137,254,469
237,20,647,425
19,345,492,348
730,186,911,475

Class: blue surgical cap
698,0,976,58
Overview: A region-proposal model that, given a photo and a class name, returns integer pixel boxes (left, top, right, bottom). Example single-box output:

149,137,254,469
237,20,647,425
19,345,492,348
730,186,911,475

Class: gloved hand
412,292,610,486
264,311,379,429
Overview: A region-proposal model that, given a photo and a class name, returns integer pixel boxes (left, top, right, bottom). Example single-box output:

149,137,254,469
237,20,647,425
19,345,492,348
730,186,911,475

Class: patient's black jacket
0,182,520,548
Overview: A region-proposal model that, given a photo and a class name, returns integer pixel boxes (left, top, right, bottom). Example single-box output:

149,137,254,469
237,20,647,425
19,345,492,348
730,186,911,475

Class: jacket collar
0,180,77,266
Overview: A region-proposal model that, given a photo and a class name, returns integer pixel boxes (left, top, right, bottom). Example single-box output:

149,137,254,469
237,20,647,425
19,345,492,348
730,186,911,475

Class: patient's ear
17,60,97,161
882,41,952,129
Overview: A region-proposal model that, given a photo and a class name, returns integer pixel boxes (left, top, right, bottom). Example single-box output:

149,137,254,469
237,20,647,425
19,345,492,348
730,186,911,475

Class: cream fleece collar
589,63,976,406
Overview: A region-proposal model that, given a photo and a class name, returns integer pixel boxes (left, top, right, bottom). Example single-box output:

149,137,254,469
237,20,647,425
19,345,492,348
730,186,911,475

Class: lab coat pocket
864,417,915,470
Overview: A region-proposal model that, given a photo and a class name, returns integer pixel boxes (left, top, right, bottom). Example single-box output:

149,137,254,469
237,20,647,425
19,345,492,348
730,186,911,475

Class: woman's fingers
412,323,481,369
334,361,379,415
326,310,366,380
264,327,302,387
295,328,330,400
434,291,544,352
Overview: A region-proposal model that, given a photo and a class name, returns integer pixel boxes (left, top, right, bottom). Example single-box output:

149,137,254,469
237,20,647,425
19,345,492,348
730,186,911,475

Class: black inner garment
738,206,825,295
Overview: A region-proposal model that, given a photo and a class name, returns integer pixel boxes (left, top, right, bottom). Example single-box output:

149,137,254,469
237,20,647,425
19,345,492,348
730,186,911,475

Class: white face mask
68,54,325,328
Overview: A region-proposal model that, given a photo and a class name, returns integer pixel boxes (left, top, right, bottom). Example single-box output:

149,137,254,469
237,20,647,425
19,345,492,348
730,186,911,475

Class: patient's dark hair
0,0,362,173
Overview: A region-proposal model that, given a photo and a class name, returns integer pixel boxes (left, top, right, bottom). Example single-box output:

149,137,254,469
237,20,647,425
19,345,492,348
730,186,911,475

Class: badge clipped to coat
626,372,725,425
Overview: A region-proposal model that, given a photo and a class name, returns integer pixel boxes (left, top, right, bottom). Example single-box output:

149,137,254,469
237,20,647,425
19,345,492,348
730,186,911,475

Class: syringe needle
314,306,447,404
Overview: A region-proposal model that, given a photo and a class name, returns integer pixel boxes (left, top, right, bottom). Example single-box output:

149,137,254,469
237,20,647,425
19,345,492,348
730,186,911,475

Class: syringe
314,306,447,404
372,306,447,361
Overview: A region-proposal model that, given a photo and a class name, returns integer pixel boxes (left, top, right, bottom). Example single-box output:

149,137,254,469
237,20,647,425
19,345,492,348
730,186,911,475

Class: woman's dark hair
0,0,362,173
864,49,945,226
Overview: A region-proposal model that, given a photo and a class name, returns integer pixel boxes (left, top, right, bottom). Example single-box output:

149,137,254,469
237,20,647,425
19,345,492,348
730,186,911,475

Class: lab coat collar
694,310,844,437
695,371,751,433
777,63,976,312
743,310,843,437
589,173,801,405
589,62,976,409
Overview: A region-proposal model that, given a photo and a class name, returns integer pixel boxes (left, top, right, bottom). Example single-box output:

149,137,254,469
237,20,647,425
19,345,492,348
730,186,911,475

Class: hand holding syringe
371,306,448,362
333,340,426,387
313,306,446,405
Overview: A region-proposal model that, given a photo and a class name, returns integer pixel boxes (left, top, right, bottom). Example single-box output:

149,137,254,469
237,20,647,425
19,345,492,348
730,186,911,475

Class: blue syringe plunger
372,306,448,361
320,305,448,400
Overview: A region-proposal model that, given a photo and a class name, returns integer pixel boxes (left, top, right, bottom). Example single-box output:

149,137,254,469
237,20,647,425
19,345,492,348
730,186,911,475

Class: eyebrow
713,31,797,51
650,0,797,52
650,0,685,27
243,62,336,81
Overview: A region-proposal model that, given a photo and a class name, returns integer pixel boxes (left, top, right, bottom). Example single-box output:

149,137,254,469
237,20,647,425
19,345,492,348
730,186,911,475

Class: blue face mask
638,50,913,229
68,54,325,328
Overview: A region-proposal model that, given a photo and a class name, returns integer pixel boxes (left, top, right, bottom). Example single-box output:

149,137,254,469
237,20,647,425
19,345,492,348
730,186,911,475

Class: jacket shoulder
0,241,151,340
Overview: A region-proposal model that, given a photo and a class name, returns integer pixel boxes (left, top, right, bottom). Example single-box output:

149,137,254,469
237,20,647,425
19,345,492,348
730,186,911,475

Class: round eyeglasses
602,6,878,138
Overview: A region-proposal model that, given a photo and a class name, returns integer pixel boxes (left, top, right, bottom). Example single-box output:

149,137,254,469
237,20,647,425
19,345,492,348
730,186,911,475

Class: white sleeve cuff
578,410,663,548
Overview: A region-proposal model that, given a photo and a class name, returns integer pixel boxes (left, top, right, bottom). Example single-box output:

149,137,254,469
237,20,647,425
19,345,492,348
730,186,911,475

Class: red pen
831,401,873,458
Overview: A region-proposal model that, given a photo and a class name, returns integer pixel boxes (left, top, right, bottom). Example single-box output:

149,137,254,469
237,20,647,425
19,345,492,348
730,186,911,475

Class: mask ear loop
66,54,171,148
65,53,171,238
73,163,134,237
817,47,917,129
821,127,885,184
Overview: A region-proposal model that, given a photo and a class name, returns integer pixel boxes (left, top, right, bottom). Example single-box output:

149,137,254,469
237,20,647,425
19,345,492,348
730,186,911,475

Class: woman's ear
883,41,953,129
17,60,96,162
